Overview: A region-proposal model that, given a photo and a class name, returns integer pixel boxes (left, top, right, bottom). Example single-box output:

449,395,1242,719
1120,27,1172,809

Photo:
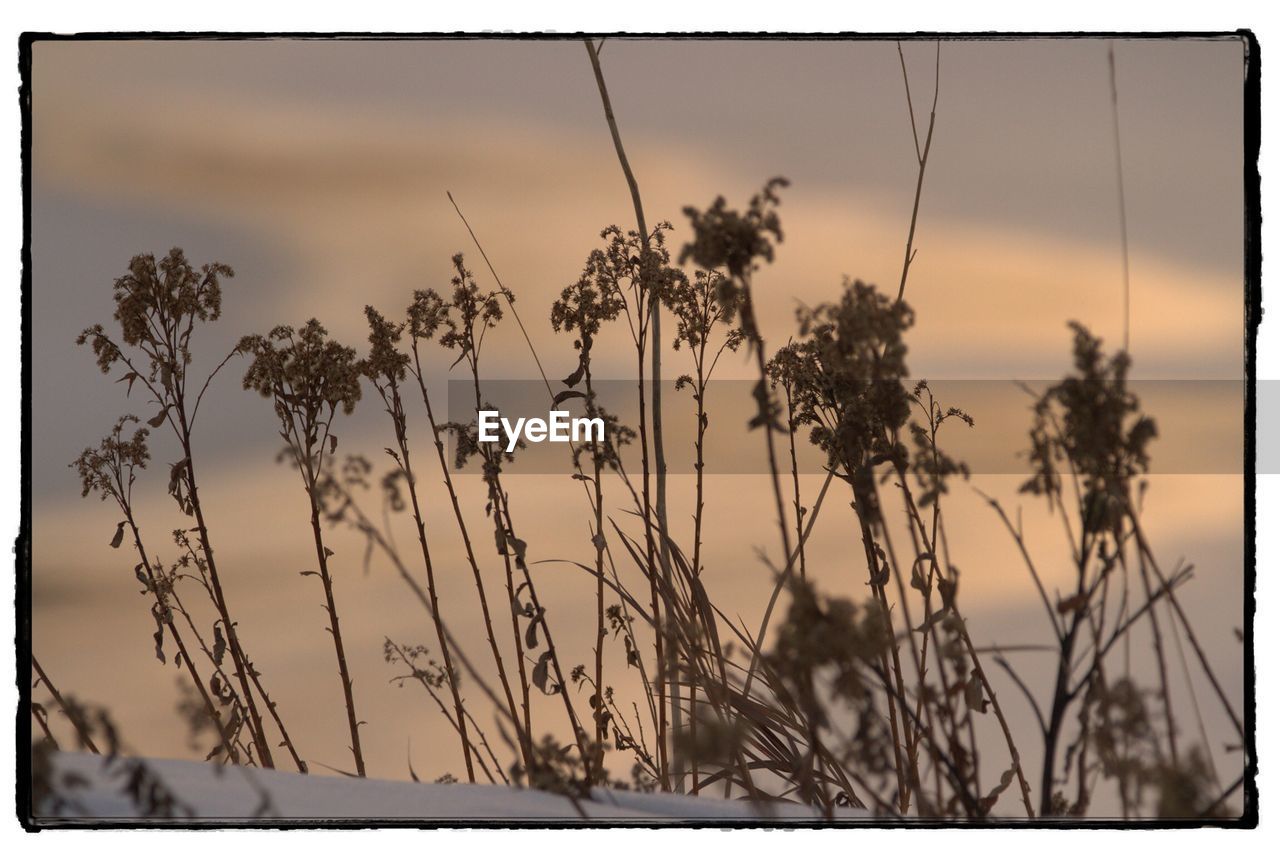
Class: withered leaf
212,625,226,667
151,609,166,664
563,357,586,389
552,389,586,407
914,608,950,633
532,650,553,694
116,371,140,397
964,673,989,714
979,767,1017,814
525,610,543,650
505,534,528,561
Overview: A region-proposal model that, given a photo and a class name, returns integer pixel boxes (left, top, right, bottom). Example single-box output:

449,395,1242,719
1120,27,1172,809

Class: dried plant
681,177,794,568
551,257,625,781
70,418,255,766
399,284,529,768
29,672,274,821
362,306,476,780
50,44,1246,824
564,224,685,787
76,249,297,771
58,236,1243,821
767,342,815,580
584,41,682,786
241,320,367,776
988,322,1242,818
439,254,591,767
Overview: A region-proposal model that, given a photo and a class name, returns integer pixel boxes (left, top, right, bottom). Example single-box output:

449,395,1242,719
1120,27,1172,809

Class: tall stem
585,364,608,780
177,409,275,770
306,495,366,777
894,41,940,305
411,346,527,766
125,514,242,766
31,656,99,754
468,372,533,751
1107,43,1132,352
584,39,679,788
390,387,476,781
782,385,806,579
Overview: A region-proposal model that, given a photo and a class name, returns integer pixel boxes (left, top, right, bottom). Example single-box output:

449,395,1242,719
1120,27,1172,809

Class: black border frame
13,29,1261,830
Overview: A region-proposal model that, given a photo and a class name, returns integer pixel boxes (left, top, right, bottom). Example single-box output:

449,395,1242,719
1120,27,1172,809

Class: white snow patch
36,751,871,824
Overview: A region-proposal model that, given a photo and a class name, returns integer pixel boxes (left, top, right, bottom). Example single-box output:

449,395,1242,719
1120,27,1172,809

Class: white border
2,2,1273,849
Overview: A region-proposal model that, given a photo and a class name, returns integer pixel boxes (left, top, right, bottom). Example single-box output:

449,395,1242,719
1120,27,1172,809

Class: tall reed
584,39,682,785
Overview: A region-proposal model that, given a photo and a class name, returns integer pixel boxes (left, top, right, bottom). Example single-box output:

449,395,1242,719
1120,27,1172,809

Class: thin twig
31,656,99,755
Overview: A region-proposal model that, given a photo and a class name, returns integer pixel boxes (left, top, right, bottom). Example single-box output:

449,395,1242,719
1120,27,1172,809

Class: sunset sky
28,37,1247,812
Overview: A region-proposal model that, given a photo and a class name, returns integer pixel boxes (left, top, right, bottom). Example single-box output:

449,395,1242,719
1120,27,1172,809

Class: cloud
36,78,1243,383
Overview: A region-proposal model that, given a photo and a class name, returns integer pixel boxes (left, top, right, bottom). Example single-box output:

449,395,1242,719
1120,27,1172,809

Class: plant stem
894,41,940,305
124,514,243,766
410,344,528,767
585,363,609,781
177,412,275,770
306,495,366,777
584,38,679,788
465,369,534,752
385,384,476,781
31,655,99,755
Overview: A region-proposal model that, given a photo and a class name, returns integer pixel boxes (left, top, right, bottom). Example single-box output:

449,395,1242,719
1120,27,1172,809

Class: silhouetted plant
767,342,817,581
400,285,529,768
70,417,252,766
383,638,507,784
362,306,476,781
551,258,627,781
985,322,1239,818
794,280,914,515
76,248,296,771
55,53,1246,821
567,224,685,786
439,253,591,768
657,268,744,792
907,380,973,509
1021,322,1157,534
241,320,367,776
663,269,744,580
681,178,795,579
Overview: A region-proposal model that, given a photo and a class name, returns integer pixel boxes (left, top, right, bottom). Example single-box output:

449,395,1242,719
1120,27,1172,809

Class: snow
36,751,871,824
